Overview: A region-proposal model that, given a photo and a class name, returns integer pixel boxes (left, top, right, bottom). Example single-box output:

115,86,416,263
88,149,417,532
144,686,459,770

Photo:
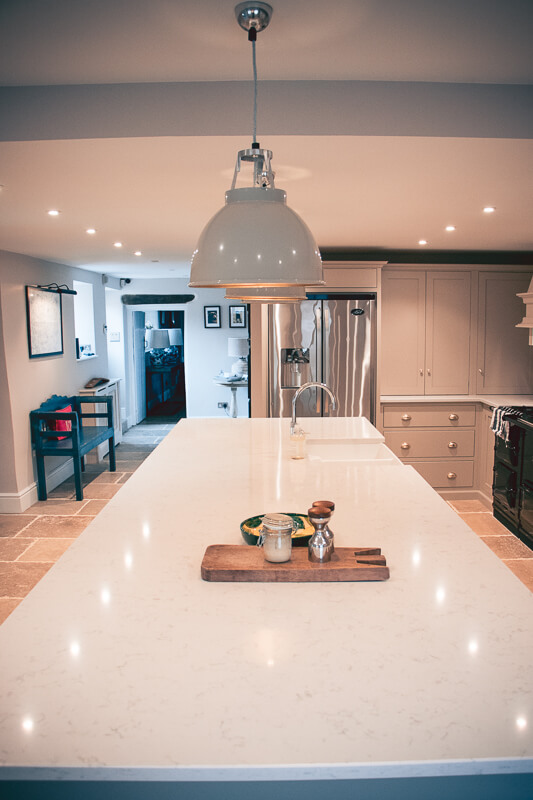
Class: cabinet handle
449,414,458,421
419,368,424,376
427,368,431,376
401,442,410,450
448,441,458,449
478,368,484,375
401,414,411,421
447,472,457,480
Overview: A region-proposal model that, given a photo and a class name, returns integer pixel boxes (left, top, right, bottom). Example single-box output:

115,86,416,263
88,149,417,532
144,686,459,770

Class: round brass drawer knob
447,472,457,480
401,414,411,421
448,441,458,449
449,414,458,421
401,442,410,450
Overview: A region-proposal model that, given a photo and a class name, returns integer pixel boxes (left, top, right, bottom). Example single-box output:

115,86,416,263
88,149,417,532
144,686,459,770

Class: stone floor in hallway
0,421,176,625
1,427,532,624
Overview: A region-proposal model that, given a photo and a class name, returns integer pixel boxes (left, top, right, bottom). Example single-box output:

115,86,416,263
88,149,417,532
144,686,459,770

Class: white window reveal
73,280,96,359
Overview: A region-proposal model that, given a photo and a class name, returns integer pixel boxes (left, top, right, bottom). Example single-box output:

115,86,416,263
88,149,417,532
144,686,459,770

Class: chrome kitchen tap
290,382,338,434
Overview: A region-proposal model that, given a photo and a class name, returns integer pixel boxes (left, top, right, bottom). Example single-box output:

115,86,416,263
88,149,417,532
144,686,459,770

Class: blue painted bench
30,395,116,501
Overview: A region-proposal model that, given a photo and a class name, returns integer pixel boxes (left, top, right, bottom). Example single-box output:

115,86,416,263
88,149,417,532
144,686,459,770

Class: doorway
145,309,186,422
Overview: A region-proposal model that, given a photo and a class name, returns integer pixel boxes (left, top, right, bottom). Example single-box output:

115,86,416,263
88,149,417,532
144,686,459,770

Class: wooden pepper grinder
312,500,335,552
307,505,333,563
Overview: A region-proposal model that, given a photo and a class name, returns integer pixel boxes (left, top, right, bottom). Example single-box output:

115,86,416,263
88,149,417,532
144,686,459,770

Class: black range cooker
493,407,533,549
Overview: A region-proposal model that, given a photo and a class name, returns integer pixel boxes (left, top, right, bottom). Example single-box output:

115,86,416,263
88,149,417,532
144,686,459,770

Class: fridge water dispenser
281,348,310,388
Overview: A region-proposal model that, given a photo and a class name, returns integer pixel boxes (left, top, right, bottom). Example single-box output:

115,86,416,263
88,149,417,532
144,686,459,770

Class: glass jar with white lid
258,513,294,563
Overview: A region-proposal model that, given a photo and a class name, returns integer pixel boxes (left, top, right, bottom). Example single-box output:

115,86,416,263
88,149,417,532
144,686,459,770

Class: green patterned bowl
240,513,313,546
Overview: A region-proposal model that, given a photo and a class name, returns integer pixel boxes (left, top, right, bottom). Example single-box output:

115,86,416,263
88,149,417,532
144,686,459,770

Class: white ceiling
0,0,532,279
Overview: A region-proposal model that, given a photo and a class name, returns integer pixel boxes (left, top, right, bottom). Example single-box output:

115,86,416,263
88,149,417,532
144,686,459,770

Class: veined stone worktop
381,395,533,407
0,418,532,799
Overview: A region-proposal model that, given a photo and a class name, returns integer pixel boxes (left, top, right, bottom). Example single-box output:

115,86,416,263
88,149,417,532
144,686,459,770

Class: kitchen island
0,418,532,799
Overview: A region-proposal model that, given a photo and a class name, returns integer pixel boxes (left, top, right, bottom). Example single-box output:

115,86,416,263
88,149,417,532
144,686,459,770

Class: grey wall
0,251,109,502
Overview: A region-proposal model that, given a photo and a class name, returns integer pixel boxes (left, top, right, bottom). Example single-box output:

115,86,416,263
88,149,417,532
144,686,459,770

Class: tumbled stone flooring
0,421,176,624
1,428,532,624
447,499,533,592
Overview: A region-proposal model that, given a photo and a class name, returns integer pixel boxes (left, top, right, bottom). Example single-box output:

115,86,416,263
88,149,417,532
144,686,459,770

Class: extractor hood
516,275,533,345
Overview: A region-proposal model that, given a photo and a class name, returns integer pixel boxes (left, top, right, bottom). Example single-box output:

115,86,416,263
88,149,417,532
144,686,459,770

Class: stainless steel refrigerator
267,293,377,423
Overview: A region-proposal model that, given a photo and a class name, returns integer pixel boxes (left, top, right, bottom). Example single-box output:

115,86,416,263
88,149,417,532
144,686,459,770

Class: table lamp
148,329,170,350
168,329,183,347
228,337,249,377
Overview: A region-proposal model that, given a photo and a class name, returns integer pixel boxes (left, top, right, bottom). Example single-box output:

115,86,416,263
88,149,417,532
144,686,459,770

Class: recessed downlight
418,239,428,246
113,242,123,248
47,209,60,216
445,225,456,232
483,206,496,214
134,251,142,256
86,228,96,235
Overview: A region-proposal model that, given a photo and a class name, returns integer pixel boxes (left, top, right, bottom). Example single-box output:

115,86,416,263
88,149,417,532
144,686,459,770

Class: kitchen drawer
406,459,474,488
383,404,476,428
385,429,475,459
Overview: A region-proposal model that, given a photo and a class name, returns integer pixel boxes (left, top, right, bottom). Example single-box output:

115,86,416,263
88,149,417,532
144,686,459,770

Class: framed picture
229,305,246,328
204,305,221,328
25,286,64,358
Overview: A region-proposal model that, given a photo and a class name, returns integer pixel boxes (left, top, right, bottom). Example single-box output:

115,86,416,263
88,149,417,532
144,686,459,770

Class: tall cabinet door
381,271,425,395
425,271,471,395
477,272,533,394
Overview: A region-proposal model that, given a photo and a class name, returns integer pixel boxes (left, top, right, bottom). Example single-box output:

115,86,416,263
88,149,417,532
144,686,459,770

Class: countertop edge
2,758,532,782
380,395,533,407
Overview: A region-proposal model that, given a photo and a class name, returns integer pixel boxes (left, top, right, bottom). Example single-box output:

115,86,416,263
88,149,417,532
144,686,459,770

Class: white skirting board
0,459,75,514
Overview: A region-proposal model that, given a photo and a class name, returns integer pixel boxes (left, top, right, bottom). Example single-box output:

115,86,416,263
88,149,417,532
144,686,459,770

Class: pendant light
225,285,308,303
189,3,324,290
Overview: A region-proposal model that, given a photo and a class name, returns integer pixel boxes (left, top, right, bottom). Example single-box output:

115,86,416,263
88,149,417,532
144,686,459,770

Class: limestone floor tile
81,483,122,500
448,499,488,513
0,515,37,537
0,562,53,597
0,598,23,624
502,559,533,592
77,499,109,515
115,460,147,471
459,512,510,536
21,515,92,538
87,472,125,484
0,538,34,560
481,535,533,560
24,499,91,515
18,538,75,562
117,473,132,484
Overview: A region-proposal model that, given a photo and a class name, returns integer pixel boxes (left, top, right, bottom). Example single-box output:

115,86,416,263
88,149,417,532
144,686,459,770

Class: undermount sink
306,440,399,463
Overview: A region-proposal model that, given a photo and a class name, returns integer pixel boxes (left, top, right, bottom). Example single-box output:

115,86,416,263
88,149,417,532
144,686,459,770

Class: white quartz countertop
0,418,532,786
381,395,533,407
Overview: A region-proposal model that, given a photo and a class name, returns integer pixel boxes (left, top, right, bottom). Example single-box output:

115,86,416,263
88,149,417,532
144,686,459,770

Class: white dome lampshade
189,186,323,288
228,337,249,377
225,284,308,303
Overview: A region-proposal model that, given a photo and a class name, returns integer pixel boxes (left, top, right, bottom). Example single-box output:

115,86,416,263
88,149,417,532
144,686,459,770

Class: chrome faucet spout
291,382,338,433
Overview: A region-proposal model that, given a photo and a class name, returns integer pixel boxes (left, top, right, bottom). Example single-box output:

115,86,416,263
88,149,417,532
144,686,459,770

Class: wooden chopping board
201,545,389,582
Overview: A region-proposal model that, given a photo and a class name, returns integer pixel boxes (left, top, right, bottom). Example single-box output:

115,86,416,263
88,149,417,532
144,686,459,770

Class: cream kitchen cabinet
381,270,471,395
382,402,477,492
476,272,533,394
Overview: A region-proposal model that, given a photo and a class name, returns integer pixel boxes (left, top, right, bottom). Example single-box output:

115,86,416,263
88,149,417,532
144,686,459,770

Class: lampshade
189,186,323,288
149,329,170,349
168,328,184,346
225,284,308,303
228,337,249,358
